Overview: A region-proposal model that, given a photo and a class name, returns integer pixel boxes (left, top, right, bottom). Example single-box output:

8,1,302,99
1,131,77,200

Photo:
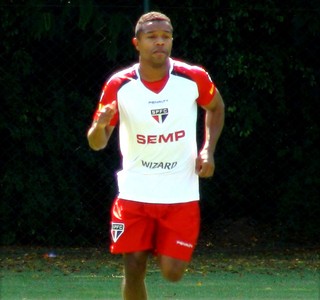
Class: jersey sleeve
93,77,120,126
193,67,217,106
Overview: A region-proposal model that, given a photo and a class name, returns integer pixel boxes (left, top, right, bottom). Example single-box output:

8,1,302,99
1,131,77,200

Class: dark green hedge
1,0,319,246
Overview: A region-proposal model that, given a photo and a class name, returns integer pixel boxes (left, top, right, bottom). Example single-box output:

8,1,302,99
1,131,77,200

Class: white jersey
94,58,216,203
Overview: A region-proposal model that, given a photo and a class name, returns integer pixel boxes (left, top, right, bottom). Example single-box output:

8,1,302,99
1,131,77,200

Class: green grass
1,247,319,299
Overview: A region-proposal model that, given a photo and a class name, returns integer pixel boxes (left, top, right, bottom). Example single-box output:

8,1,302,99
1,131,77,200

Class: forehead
140,20,173,34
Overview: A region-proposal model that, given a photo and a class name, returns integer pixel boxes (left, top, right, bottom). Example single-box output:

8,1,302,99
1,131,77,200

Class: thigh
110,198,155,254
156,201,200,262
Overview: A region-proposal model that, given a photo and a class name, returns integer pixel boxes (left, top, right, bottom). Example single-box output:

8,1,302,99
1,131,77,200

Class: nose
155,37,165,45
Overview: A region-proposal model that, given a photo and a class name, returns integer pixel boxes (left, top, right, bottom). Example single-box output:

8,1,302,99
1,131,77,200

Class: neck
138,58,170,82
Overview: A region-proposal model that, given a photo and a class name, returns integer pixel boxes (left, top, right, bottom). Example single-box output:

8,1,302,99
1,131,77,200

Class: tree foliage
1,0,319,245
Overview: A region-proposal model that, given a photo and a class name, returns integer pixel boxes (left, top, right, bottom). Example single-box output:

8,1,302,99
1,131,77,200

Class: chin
152,57,169,67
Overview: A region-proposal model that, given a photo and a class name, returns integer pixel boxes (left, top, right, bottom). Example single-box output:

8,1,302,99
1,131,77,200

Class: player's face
133,21,173,67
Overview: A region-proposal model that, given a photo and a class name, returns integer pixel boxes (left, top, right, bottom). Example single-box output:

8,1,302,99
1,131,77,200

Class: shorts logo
151,108,168,123
111,222,125,243
176,240,193,248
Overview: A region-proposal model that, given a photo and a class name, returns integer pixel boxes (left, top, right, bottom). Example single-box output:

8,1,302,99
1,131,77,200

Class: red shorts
110,198,200,262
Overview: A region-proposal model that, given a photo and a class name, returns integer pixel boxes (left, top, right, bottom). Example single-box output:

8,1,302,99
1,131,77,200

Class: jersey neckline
135,58,174,94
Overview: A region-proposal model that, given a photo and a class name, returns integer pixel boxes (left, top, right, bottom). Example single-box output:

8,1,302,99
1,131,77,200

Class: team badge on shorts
111,222,125,242
151,108,169,123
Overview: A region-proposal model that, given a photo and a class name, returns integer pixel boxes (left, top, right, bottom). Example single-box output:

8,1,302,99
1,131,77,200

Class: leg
110,200,155,299
122,251,149,300
158,255,188,282
155,202,200,282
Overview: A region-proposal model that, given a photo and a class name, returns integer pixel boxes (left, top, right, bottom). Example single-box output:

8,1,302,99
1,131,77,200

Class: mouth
153,49,168,55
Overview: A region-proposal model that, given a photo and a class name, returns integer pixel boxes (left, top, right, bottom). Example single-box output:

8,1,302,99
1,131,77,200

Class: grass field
1,246,319,299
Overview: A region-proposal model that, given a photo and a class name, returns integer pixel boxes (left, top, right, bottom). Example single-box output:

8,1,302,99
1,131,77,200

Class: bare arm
87,101,117,151
196,89,225,177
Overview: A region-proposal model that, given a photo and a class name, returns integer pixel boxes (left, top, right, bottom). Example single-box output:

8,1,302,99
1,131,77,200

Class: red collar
141,73,169,94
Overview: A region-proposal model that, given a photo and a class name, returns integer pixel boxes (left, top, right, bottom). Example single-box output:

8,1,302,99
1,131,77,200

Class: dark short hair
135,11,173,36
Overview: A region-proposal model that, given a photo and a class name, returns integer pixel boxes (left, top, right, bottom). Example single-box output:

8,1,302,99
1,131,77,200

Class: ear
132,37,139,51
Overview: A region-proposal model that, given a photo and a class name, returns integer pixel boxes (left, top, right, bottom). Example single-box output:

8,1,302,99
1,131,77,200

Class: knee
161,267,184,282
123,253,148,281
125,258,146,273
159,255,188,282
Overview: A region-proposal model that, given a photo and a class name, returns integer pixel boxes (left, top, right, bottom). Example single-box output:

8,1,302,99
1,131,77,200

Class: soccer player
87,11,225,300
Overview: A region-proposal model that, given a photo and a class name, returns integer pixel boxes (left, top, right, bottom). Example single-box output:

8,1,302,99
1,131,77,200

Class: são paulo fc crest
151,108,168,123
111,222,125,242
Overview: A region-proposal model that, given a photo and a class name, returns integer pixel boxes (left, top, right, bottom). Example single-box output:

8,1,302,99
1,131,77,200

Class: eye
145,33,172,40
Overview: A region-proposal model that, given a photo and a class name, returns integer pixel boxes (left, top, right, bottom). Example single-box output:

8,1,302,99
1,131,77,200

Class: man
87,11,225,300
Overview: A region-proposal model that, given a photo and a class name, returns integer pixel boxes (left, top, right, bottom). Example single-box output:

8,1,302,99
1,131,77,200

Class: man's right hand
96,100,117,128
